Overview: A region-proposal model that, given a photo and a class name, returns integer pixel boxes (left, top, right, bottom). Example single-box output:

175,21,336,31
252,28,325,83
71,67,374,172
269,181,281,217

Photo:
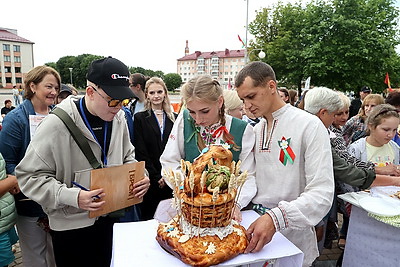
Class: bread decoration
157,145,249,267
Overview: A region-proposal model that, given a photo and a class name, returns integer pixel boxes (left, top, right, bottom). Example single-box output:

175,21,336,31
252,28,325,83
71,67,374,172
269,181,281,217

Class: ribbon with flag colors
278,137,295,165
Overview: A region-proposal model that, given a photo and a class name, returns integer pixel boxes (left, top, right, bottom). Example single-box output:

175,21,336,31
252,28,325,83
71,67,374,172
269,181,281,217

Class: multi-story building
0,28,34,89
177,40,245,89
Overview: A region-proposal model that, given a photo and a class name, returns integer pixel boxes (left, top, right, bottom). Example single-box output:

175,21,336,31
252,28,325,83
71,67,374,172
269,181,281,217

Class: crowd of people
0,59,399,267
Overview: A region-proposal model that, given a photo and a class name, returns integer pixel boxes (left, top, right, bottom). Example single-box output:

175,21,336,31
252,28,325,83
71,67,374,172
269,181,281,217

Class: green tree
248,0,400,92
164,73,182,91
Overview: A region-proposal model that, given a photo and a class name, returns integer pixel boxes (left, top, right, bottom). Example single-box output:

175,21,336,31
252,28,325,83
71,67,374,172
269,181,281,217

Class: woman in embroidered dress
133,77,176,220
342,94,385,146
160,75,256,220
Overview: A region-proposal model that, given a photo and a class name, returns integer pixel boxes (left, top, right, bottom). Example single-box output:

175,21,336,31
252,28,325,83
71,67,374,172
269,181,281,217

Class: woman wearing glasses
160,75,256,221
0,65,60,267
133,77,176,220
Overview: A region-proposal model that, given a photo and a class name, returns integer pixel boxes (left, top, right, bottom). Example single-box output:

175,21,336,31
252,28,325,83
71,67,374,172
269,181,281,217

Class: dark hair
130,73,149,92
385,91,400,107
235,61,276,88
4,99,11,105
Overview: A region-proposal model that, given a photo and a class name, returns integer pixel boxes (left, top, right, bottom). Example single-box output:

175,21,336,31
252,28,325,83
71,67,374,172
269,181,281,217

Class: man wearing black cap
15,57,150,267
349,86,371,118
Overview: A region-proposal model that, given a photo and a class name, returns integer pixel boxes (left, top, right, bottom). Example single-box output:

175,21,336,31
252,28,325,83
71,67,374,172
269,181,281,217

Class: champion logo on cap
111,74,129,80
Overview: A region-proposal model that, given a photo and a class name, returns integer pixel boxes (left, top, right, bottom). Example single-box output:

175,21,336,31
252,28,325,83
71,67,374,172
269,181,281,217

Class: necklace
153,109,163,115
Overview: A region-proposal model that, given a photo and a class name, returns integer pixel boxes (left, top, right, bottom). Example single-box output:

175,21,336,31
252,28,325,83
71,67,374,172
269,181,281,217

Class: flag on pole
238,35,245,48
384,72,391,89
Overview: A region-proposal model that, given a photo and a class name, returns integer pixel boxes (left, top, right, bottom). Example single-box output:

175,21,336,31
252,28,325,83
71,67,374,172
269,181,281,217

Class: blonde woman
342,94,385,146
133,77,176,220
160,75,256,218
223,89,244,119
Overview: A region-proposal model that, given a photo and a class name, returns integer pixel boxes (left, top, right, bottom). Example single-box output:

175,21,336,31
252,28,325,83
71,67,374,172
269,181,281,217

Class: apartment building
177,41,245,89
0,28,34,89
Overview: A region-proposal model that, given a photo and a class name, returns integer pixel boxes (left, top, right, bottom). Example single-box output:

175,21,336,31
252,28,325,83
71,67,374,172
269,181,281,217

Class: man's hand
78,189,105,211
133,176,150,199
245,213,276,253
231,205,242,223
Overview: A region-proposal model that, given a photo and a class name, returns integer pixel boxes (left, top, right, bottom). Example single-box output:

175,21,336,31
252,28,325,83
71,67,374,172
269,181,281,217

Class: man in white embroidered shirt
235,61,334,267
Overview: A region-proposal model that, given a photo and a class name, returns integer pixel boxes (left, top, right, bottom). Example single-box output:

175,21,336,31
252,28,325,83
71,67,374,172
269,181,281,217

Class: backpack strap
51,108,102,169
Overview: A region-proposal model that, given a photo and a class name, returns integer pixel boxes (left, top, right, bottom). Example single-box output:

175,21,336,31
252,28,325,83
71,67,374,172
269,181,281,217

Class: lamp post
244,0,250,63
247,48,266,62
68,68,73,85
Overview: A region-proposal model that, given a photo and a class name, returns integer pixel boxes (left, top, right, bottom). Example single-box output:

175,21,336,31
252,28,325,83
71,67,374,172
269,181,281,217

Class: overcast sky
3,0,399,74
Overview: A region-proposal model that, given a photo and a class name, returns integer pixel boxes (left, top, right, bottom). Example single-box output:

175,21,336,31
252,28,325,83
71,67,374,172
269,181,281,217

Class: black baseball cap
60,84,72,94
86,57,134,100
360,86,371,93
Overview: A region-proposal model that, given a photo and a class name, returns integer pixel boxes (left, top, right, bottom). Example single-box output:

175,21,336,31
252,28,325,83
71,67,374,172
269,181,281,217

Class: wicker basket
181,197,235,228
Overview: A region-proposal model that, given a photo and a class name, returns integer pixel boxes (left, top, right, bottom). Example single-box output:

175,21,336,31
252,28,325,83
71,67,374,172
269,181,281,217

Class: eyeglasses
89,85,130,107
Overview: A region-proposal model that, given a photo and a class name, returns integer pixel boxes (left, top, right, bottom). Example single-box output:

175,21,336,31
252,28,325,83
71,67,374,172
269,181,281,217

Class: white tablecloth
338,193,400,266
111,210,304,267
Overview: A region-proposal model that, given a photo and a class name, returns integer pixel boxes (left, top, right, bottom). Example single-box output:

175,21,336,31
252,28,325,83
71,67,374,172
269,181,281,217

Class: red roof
178,49,245,61
0,29,34,44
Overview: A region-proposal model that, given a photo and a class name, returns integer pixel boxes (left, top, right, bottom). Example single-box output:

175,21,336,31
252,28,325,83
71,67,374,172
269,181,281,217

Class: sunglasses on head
89,85,130,107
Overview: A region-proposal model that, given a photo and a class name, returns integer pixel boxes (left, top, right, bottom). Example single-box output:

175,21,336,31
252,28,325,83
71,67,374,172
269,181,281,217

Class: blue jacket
0,99,46,217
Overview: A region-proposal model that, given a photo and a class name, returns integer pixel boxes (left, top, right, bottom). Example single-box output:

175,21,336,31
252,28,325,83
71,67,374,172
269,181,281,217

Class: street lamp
68,68,73,85
247,48,266,62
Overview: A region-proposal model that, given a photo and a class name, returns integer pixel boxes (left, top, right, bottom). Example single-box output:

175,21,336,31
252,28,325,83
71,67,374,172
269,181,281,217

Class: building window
4,56,11,62
14,56,21,63
16,77,22,83
3,44,10,51
15,67,21,73
4,67,11,72
6,77,12,83
13,45,21,52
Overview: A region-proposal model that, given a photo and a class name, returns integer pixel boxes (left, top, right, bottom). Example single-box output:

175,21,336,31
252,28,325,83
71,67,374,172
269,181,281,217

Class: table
111,210,304,267
338,193,400,266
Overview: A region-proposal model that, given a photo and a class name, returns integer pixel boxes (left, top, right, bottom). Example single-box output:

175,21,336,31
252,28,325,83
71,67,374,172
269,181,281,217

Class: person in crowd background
235,62,334,267
0,153,19,267
278,88,290,103
160,75,257,221
12,86,20,107
15,57,150,267
342,94,385,146
128,73,148,115
1,100,15,118
348,104,400,167
133,77,175,220
288,89,298,106
348,86,371,119
0,66,60,267
223,89,244,119
385,91,400,146
56,84,73,104
242,105,260,127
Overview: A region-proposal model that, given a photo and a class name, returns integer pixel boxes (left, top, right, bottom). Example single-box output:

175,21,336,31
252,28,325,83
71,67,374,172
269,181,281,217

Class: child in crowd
349,104,400,166
0,153,18,267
